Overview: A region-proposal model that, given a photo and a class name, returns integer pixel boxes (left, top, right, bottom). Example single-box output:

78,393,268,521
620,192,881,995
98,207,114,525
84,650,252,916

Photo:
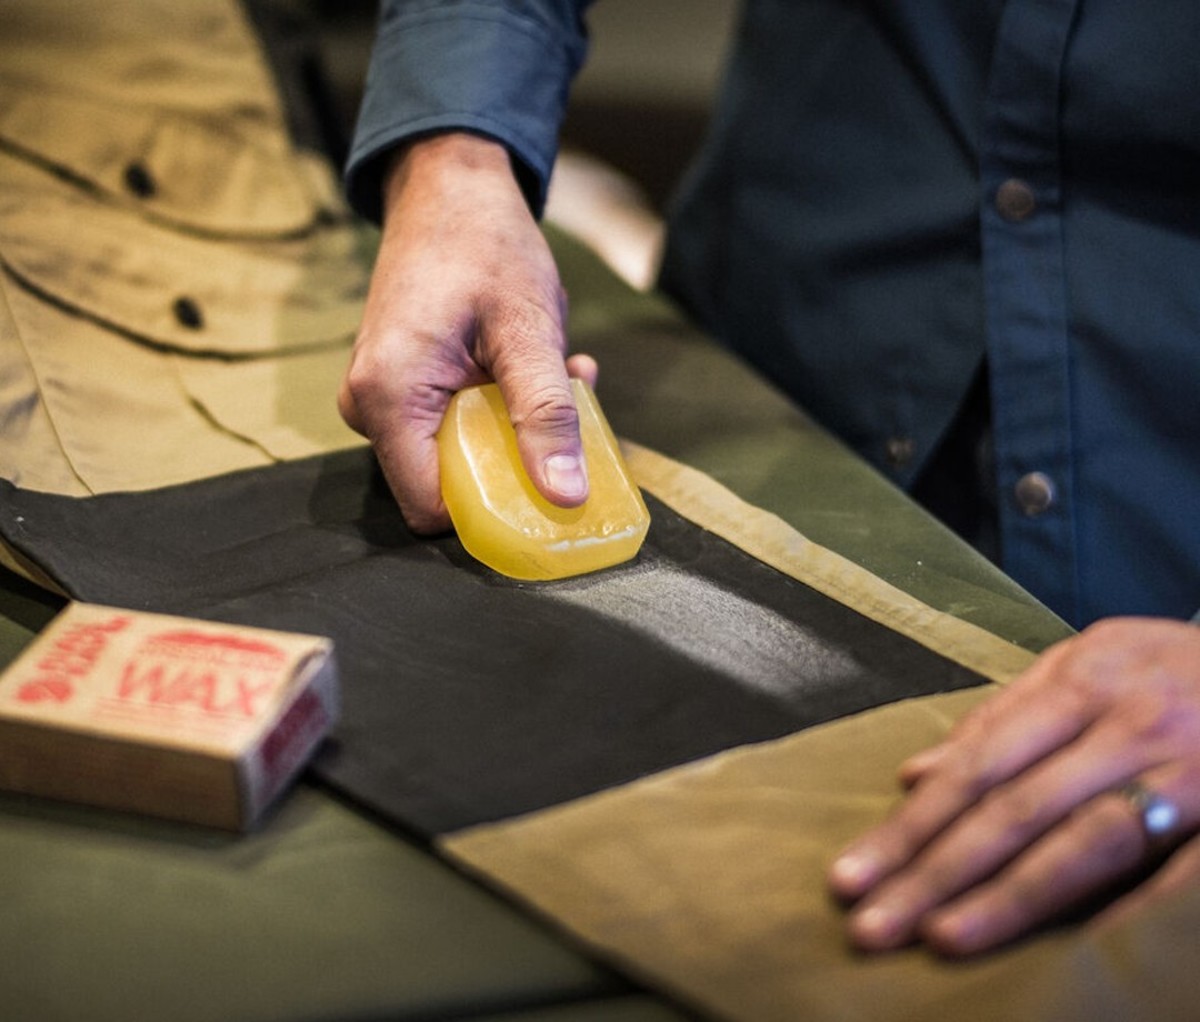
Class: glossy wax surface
438,381,650,580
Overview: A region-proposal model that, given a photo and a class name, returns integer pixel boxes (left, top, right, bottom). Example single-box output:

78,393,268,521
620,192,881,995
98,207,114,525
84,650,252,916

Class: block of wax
438,380,650,580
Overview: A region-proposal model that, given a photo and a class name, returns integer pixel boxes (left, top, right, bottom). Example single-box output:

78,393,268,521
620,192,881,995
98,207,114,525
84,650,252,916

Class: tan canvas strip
623,440,1038,685
442,683,1198,1022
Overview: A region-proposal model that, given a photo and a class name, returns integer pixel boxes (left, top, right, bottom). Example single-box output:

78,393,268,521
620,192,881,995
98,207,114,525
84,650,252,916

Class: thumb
500,366,590,507
504,354,600,507
475,258,592,507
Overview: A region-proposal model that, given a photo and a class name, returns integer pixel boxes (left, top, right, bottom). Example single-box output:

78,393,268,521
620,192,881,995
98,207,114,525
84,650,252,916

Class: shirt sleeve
344,0,591,222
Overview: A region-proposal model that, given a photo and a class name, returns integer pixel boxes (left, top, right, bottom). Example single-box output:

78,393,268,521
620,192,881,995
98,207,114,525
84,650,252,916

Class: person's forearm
346,1,591,223
379,133,518,225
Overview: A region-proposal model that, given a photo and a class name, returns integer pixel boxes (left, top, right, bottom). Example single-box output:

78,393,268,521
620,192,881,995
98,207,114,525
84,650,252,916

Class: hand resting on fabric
829,617,1200,956
338,132,597,534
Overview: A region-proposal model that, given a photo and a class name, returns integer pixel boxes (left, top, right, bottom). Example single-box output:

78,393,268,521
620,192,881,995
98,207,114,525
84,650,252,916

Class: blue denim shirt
347,0,1200,628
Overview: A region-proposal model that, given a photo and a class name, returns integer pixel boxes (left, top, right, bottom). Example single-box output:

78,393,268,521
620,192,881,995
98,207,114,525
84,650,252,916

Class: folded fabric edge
0,537,67,596
623,439,1040,686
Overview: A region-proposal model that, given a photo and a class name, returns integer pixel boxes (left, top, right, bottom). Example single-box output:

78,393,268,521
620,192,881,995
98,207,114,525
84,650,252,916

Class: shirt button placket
995,180,1059,527
980,1,1083,623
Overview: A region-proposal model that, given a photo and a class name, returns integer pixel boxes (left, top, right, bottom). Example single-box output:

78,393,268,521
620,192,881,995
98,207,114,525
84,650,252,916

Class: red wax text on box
16,614,132,704
114,630,286,719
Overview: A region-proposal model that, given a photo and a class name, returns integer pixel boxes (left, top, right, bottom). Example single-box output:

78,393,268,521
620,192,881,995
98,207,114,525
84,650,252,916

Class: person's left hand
828,616,1200,956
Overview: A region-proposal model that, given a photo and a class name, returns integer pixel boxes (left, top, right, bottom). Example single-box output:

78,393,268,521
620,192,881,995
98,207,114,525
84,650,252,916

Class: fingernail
926,908,985,955
544,454,587,501
830,850,882,896
852,903,905,948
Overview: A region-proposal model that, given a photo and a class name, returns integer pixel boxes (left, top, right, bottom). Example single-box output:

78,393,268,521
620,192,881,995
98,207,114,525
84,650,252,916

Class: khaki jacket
0,0,369,497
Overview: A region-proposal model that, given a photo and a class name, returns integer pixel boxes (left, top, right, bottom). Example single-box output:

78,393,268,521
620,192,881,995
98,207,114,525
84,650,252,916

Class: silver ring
1118,780,1181,844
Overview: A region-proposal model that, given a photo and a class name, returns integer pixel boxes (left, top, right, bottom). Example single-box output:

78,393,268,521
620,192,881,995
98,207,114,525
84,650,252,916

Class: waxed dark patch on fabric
0,449,986,835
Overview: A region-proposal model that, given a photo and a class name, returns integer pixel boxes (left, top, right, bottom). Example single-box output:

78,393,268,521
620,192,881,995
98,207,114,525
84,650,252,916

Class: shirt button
885,436,914,469
996,178,1036,222
1015,471,1056,516
172,296,204,330
123,161,157,199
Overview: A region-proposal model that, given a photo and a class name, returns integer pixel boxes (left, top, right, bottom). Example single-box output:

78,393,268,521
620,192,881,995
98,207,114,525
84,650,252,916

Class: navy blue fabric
345,0,593,219
347,1,1200,627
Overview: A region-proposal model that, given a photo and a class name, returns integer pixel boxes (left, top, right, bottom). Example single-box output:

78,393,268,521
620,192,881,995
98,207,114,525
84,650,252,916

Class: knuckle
1041,658,1106,719
1126,698,1180,745
342,344,393,409
336,383,363,434
1084,797,1145,862
343,335,467,424
1080,617,1126,643
1002,864,1054,920
512,383,579,437
982,785,1045,835
1053,680,1093,719
484,285,566,352
935,758,996,807
398,500,447,536
1112,687,1199,752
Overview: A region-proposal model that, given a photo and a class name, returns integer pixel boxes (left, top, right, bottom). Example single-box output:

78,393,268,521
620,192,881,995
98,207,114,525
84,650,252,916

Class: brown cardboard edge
0,714,244,829
236,646,339,829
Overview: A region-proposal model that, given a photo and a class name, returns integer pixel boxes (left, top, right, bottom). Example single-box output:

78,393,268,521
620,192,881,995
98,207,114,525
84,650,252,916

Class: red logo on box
115,629,287,719
17,678,73,703
16,614,132,704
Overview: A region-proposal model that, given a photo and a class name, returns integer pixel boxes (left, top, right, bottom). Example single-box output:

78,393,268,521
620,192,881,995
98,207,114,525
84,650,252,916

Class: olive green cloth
0,779,641,1022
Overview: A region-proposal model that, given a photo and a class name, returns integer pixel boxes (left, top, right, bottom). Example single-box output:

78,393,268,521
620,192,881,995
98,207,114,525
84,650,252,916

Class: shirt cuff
344,0,588,222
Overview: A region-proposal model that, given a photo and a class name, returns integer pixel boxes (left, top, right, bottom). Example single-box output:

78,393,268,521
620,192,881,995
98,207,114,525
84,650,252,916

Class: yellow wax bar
438,380,650,580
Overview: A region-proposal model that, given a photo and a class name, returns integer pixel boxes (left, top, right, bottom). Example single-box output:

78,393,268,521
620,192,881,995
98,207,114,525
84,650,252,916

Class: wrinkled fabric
0,0,369,497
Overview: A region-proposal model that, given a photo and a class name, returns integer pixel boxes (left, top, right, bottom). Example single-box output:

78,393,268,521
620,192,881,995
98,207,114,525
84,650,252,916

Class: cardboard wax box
0,602,338,830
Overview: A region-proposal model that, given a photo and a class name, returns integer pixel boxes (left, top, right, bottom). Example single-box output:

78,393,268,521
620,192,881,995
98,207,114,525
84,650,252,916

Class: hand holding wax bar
437,380,650,580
